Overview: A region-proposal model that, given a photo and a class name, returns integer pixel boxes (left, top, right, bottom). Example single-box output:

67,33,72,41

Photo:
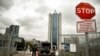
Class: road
13,51,56,56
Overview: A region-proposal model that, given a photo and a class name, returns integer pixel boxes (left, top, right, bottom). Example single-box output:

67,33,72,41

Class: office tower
48,10,61,50
10,25,19,36
5,25,19,37
5,28,10,35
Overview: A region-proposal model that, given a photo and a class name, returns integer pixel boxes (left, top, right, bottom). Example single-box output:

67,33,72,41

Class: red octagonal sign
76,2,95,20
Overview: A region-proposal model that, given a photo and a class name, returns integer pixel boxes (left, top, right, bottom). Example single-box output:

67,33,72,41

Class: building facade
0,25,22,56
48,11,61,50
0,33,17,56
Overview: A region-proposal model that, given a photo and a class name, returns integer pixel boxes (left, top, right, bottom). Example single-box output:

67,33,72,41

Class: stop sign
76,2,95,20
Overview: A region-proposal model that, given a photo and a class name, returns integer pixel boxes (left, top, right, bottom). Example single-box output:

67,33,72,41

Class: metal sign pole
85,32,89,56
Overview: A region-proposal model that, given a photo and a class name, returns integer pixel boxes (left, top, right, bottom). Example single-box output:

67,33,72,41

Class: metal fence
60,32,100,56
0,34,16,56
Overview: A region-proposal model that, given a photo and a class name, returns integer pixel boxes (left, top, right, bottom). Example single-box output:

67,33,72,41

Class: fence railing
61,32,100,56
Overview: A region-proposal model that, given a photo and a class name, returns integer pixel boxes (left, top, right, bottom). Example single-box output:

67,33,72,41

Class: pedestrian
32,45,37,56
36,48,39,56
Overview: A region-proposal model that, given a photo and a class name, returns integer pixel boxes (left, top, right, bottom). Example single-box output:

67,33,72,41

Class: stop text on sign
76,2,95,19
77,8,95,14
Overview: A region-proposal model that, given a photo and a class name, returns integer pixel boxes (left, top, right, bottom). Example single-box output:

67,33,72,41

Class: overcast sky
0,0,100,41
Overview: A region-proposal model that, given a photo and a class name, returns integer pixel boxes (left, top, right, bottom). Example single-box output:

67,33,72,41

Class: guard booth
64,43,70,52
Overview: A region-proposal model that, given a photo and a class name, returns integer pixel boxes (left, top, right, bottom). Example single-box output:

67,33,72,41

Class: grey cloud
0,7,6,13
35,5,50,14
17,17,35,30
17,18,34,27
0,25,6,30
61,5,76,25
20,0,31,3
0,29,5,34
0,0,13,9
93,0,100,4
0,17,14,26
0,25,6,34
17,16,44,26
0,17,13,34
17,16,44,31
38,0,45,4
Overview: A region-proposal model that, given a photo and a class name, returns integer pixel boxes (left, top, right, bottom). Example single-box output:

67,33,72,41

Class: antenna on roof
54,10,57,13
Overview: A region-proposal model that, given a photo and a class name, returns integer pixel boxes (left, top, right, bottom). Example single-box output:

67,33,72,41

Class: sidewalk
13,50,32,56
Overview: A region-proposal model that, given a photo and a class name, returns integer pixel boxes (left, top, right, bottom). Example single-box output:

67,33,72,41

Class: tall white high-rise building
48,10,61,50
